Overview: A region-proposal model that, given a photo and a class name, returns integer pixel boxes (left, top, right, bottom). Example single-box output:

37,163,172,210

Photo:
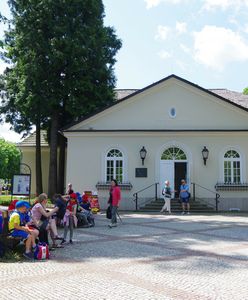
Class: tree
0,138,21,180
243,87,248,95
1,0,121,197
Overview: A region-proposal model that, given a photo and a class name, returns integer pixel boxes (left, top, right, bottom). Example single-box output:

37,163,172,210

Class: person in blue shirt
179,179,190,215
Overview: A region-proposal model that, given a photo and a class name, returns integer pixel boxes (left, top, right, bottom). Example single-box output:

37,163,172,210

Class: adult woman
161,180,172,214
31,193,62,246
108,179,121,228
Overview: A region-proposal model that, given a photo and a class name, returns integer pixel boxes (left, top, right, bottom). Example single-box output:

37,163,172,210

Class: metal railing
133,182,159,211
191,182,220,211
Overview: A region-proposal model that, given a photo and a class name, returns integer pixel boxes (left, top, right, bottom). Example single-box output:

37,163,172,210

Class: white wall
65,132,248,210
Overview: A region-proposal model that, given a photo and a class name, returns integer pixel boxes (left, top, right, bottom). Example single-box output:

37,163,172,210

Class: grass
0,195,31,206
0,195,52,206
0,244,25,262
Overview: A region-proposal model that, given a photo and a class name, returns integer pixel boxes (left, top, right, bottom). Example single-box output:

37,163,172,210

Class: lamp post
202,146,209,165
139,146,147,166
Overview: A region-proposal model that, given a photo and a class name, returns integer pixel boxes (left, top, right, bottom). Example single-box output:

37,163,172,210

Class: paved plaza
1,212,248,300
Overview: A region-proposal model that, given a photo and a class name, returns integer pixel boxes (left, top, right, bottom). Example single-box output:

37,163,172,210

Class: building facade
62,75,248,211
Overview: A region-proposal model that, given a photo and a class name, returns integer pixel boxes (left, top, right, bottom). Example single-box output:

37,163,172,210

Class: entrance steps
139,198,215,213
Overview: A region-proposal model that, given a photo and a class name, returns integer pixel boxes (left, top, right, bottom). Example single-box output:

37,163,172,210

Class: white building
62,74,248,211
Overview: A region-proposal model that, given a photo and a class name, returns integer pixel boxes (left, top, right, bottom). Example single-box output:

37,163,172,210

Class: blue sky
1,0,248,141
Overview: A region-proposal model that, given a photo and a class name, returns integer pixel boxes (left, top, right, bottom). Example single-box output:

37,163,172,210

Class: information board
12,174,31,196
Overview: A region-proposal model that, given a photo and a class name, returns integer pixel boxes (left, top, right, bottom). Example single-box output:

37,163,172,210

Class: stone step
139,198,215,212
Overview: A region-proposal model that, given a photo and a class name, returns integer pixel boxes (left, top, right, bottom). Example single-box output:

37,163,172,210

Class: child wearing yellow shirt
9,201,39,259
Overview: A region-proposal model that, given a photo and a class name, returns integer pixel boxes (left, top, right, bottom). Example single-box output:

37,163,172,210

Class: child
9,201,39,259
61,193,77,244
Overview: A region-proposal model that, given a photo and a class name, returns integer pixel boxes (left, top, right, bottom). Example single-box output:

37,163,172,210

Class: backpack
106,206,112,219
34,242,50,260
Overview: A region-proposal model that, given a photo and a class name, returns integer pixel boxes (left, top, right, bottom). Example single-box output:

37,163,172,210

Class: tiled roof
115,88,248,108
115,89,138,100
209,89,248,108
18,130,48,147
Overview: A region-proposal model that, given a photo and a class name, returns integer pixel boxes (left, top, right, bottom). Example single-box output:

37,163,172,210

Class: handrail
191,182,220,211
133,182,159,211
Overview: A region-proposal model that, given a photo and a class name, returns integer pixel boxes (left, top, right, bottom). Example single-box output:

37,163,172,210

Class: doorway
159,146,188,198
174,162,187,198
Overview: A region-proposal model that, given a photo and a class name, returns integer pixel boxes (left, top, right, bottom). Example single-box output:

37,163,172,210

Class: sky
1,0,248,142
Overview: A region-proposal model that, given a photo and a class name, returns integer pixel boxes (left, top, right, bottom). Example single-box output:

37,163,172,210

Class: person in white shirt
161,180,172,214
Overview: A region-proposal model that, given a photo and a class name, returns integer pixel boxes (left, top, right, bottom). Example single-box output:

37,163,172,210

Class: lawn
0,195,31,206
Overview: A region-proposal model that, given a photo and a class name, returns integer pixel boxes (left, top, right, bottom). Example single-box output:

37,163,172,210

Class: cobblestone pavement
1,213,248,300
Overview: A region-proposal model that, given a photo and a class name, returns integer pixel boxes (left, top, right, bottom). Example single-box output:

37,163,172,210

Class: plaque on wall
135,168,147,178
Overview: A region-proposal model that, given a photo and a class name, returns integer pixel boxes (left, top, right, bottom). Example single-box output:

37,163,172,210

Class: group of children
8,189,95,259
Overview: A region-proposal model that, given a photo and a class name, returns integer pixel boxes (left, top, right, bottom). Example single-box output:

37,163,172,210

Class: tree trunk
57,133,67,194
48,111,59,199
35,122,43,195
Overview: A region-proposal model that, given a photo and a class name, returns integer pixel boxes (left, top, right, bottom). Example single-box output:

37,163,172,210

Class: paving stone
0,213,248,299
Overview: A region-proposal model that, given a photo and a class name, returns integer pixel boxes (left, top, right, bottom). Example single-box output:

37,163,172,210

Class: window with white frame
106,149,123,183
223,150,241,183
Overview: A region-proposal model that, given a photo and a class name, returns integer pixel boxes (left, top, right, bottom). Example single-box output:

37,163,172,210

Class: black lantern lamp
202,146,209,165
140,146,147,165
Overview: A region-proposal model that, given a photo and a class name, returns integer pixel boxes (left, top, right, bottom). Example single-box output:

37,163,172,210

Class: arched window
161,147,187,160
106,149,123,183
224,150,241,183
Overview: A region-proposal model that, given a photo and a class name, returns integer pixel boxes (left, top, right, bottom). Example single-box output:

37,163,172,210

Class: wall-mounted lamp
139,146,147,165
202,146,209,165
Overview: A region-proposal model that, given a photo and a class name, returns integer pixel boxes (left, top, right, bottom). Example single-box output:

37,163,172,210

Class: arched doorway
160,147,188,198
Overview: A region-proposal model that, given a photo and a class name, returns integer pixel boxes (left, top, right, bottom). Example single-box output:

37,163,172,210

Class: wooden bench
0,210,22,257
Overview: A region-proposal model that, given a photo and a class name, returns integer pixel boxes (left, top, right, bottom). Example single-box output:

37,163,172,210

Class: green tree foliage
0,138,21,179
243,87,248,95
1,0,121,196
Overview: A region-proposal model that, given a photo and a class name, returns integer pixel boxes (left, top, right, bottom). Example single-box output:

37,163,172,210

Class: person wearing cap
161,180,173,214
9,201,39,259
179,179,190,215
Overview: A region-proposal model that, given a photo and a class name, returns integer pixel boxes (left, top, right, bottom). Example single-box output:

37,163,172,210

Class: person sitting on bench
9,201,39,259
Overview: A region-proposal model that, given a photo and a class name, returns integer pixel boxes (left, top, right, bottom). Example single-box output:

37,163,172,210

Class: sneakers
54,236,64,240
187,212,190,215
61,239,66,245
69,240,73,244
23,252,34,260
108,223,117,228
181,211,186,215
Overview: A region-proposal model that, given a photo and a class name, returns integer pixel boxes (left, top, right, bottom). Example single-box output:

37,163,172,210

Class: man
179,179,190,215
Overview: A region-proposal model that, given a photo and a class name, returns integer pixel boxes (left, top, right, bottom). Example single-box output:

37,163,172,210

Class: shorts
181,197,189,203
10,229,29,239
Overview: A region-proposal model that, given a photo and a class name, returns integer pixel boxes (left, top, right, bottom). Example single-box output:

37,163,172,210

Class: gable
65,76,248,132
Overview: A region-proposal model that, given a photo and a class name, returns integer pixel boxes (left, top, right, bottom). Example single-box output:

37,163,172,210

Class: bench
0,210,22,257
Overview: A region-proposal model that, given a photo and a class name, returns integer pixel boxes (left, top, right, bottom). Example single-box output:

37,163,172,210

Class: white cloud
176,22,187,35
193,25,248,71
155,25,171,41
145,0,188,9
180,43,191,54
0,123,22,143
203,0,248,11
244,24,248,34
158,50,172,59
176,60,189,71
145,0,161,9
